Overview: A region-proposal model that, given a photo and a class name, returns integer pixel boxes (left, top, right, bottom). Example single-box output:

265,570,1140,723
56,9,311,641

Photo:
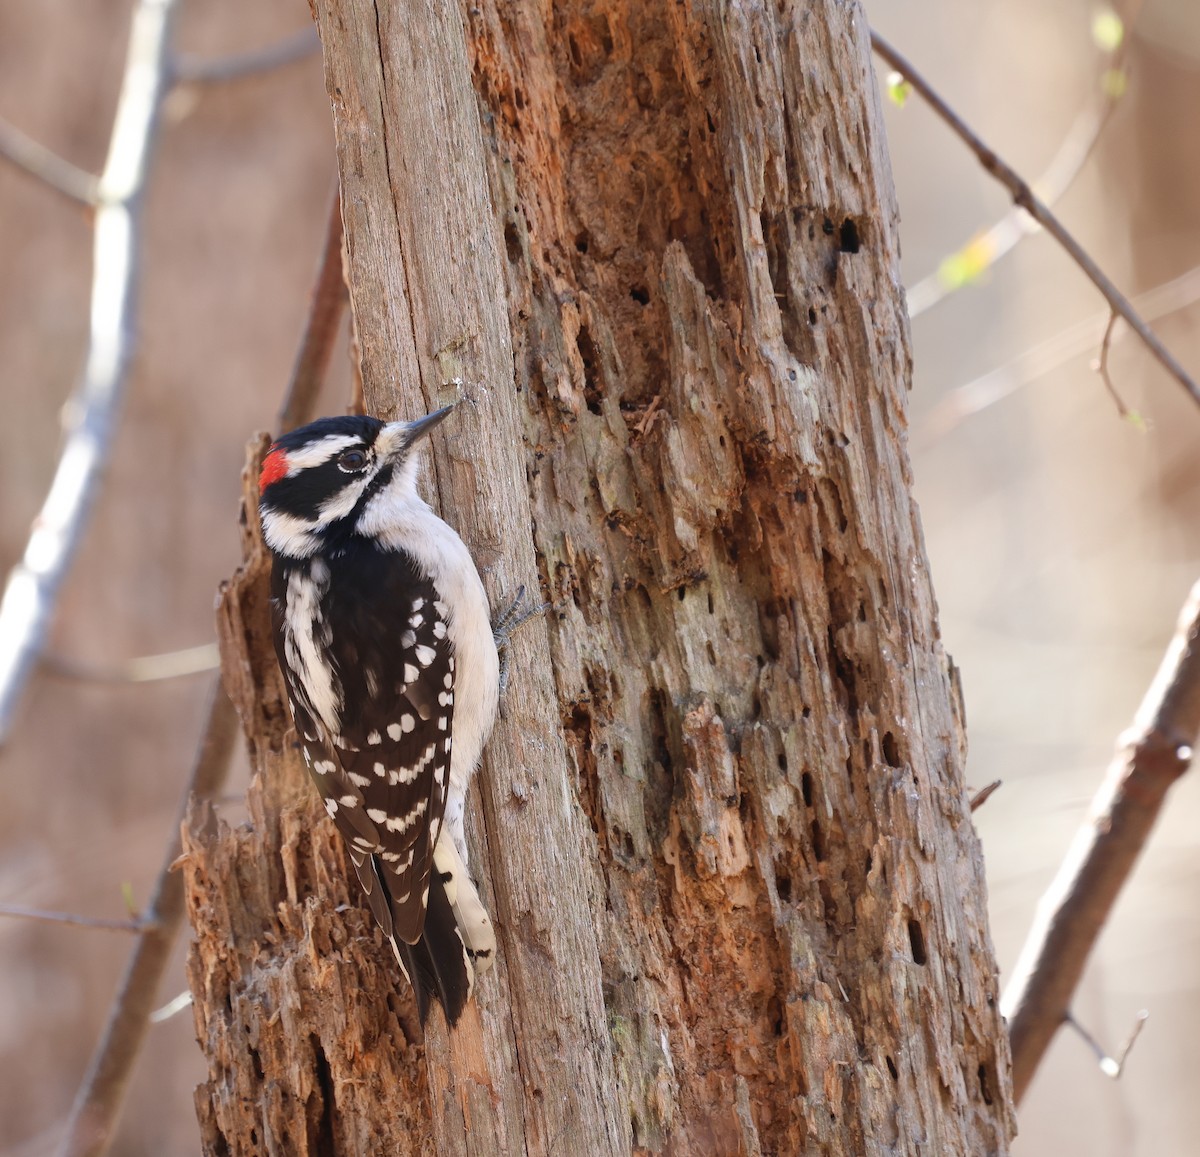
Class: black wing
271,542,455,945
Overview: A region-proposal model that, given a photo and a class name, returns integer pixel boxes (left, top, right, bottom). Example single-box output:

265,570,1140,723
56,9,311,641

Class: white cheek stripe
261,509,321,558
317,479,373,524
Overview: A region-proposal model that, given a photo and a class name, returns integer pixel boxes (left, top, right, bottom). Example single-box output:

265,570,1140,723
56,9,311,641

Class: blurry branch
42,642,219,684
172,25,320,86
1064,1009,1149,1080
968,780,1001,811
1001,580,1200,1103
1093,310,1136,421
148,989,192,1024
0,0,180,747
920,264,1200,441
0,117,99,207
904,2,1140,317
58,177,345,1157
58,684,238,1157
278,185,347,434
0,24,319,206
871,31,1200,412
0,904,146,933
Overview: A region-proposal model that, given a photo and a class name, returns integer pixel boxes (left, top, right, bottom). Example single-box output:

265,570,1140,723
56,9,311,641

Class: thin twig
0,117,99,207
1092,309,1137,421
148,989,192,1024
278,184,347,434
57,683,239,1157
1064,1008,1149,1079
1001,580,1200,1103
905,0,1142,317
0,904,147,933
921,263,1200,442
0,0,181,747
870,31,1200,411
968,780,1001,811
172,26,320,86
42,643,219,684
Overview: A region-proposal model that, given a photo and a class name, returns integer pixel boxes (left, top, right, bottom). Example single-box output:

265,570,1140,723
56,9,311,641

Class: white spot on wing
415,644,436,667
384,800,428,833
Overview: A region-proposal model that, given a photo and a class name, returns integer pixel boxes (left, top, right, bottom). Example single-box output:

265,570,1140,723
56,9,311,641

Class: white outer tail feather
433,833,496,977
388,831,494,997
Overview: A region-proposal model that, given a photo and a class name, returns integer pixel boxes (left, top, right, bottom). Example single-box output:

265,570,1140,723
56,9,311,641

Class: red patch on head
259,445,289,493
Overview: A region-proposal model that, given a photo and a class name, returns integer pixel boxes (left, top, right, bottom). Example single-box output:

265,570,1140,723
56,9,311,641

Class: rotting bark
184,1,1016,1154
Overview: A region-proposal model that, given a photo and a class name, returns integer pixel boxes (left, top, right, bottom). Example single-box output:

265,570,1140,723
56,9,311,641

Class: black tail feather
395,869,471,1027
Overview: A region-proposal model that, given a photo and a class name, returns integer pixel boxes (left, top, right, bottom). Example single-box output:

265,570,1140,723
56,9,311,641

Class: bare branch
968,780,1001,811
1002,580,1200,1103
148,989,192,1024
0,0,181,747
921,264,1200,441
1091,309,1141,424
0,904,146,933
871,30,1200,411
42,643,219,684
1064,1008,1149,1080
172,26,320,86
904,0,1140,317
0,116,99,207
57,683,239,1157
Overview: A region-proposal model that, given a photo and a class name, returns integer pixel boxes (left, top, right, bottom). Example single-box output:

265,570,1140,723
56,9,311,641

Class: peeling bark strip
184,2,1015,1155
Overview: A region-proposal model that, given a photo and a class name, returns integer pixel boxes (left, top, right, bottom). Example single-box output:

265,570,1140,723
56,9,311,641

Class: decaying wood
184,1,1016,1153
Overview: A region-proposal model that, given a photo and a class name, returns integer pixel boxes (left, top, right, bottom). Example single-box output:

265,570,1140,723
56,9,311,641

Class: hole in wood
908,919,928,965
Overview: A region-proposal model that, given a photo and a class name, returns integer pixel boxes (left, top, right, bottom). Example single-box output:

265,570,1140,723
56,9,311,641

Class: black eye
338,449,368,472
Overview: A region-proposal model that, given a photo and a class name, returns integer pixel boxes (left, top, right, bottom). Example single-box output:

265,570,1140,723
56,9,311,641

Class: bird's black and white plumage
258,408,498,1025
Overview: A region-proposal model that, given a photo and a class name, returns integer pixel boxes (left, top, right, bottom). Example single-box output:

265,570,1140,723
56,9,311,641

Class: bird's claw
493,584,548,696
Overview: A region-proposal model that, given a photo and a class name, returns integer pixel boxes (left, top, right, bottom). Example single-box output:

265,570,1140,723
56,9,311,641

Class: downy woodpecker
258,407,498,1025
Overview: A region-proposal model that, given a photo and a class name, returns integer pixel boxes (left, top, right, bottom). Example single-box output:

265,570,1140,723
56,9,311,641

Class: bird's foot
492,585,548,695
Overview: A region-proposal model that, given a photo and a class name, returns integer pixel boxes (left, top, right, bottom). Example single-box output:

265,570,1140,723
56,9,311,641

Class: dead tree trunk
183,1,1017,1153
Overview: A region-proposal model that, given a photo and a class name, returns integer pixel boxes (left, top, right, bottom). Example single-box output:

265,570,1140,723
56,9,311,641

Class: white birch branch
0,0,180,744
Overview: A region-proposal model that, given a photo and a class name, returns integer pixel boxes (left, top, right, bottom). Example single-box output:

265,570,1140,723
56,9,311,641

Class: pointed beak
382,405,455,455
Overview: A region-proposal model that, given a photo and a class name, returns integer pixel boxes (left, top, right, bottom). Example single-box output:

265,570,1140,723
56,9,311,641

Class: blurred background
0,0,1196,1153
